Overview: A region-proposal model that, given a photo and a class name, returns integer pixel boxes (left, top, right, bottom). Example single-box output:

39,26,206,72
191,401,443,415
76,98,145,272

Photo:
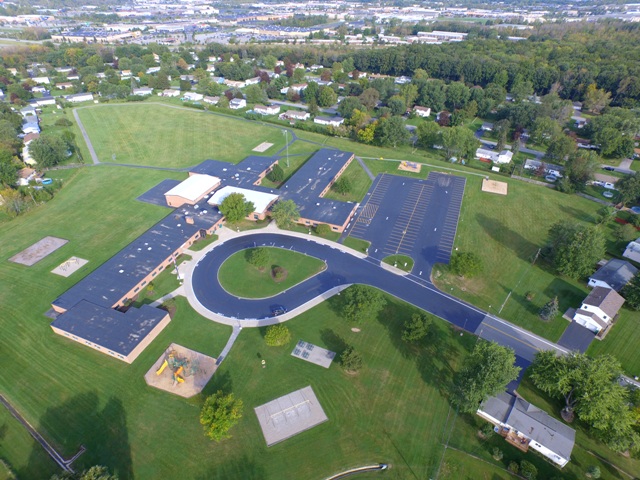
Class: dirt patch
9,236,68,266
481,178,508,195
144,343,217,398
51,256,89,277
351,328,361,333
253,142,273,153
271,266,288,283
398,161,421,173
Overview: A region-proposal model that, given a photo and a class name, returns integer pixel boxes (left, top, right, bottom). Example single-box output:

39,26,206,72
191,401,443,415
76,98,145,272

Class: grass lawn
324,158,372,203
188,233,219,252
75,102,286,167
438,448,513,480
259,148,317,189
587,309,640,376
382,255,414,273
218,247,326,298
342,237,370,253
282,222,342,242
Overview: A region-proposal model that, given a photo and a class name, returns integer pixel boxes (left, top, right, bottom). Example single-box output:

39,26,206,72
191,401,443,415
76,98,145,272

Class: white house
65,93,94,103
279,111,310,122
475,148,513,164
161,89,180,97
413,106,431,117
56,82,74,90
32,86,47,94
623,238,640,263
146,66,161,74
30,96,56,107
229,98,247,110
253,104,280,115
477,392,575,468
244,76,261,86
572,286,625,334
314,116,345,127
588,259,637,292
182,92,203,102
481,122,494,131
31,76,50,84
203,96,220,105
224,79,245,89
132,87,153,96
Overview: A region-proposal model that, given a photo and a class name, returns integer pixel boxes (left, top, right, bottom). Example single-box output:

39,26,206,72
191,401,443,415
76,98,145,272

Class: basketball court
254,386,328,446
9,236,68,266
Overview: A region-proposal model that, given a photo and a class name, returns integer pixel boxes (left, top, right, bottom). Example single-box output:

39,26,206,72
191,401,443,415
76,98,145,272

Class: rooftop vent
119,269,124,273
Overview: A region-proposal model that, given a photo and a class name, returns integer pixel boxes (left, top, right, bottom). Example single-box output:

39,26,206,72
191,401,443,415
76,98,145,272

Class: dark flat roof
52,300,167,356
53,198,222,311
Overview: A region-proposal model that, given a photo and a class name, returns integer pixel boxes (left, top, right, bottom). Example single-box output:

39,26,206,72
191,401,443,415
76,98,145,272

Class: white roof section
164,174,220,202
208,186,278,214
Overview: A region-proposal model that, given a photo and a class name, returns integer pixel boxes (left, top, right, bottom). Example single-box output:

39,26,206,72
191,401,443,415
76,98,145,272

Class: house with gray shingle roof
477,392,575,468
573,286,625,334
588,259,637,292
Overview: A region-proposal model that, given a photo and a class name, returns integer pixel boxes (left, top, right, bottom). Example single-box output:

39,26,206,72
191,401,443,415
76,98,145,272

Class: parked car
270,305,287,316
603,166,615,171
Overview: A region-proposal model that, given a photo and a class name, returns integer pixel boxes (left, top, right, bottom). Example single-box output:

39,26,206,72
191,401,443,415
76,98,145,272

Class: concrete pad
51,256,89,277
144,343,217,398
482,178,508,195
252,142,273,153
398,161,421,173
291,340,335,368
9,236,68,266
254,386,328,446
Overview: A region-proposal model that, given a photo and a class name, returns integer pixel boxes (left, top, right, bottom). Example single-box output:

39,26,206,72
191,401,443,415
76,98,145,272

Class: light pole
282,129,289,168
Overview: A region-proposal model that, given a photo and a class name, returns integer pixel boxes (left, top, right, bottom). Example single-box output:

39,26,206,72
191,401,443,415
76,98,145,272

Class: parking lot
346,172,466,279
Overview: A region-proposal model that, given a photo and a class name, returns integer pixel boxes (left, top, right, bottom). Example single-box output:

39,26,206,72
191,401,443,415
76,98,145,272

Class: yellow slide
156,359,168,375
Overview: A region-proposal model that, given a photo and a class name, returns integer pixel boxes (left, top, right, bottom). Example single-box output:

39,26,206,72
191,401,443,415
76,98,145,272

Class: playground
9,236,68,266
144,343,217,398
481,177,508,196
51,257,89,277
398,161,422,173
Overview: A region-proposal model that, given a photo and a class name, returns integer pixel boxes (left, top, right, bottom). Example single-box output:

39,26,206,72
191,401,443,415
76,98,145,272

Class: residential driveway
557,321,595,352
594,173,619,184
344,172,465,278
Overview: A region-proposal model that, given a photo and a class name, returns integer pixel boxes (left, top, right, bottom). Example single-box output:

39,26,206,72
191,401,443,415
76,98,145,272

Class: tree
417,121,441,149
441,126,479,161
544,133,576,164
586,466,601,479
387,95,406,116
245,84,266,104
358,88,380,110
596,206,616,224
264,324,291,346
622,273,640,310
200,391,243,442
617,223,638,243
451,340,521,413
267,164,284,183
547,222,605,279
584,84,611,114
340,346,362,373
519,460,537,480
317,86,337,107
271,199,299,228
531,351,640,452
374,116,409,147
315,223,331,236
450,251,482,277
338,96,364,119
493,119,510,152
342,285,386,324
357,121,377,144
531,117,562,146
247,247,270,270
539,296,559,321
565,150,600,190
401,312,431,343
218,192,254,224
51,465,118,480
29,135,67,167
333,176,352,196
445,81,470,110
615,174,640,205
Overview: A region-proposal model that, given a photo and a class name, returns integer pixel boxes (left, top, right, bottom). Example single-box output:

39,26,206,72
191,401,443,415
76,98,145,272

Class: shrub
267,164,284,183
480,422,495,438
199,391,243,442
586,465,601,479
519,460,537,480
54,117,72,127
401,312,431,343
539,296,559,321
315,223,331,236
491,447,503,461
272,265,285,280
264,324,291,346
450,251,482,277
507,461,519,474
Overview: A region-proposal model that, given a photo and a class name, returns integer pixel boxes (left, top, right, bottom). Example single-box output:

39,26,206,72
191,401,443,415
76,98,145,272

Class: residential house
180,75,195,82
224,79,245,89
120,70,132,79
30,96,56,107
56,82,74,90
229,98,247,110
65,93,94,103
314,116,345,127
588,259,637,292
623,238,640,263
146,66,161,74
279,111,310,122
477,392,575,468
20,106,37,117
475,148,513,164
160,89,180,97
309,64,324,71
574,117,588,129
55,67,73,74
245,77,261,86
31,76,50,84
22,132,40,166
572,286,625,334
395,76,412,84
16,167,37,187
481,122,494,131
32,86,48,94
206,64,216,73
67,75,80,81
132,87,153,96
182,92,203,102
253,104,280,115
413,106,431,117
202,96,220,105
210,76,225,84
281,83,308,95
22,121,40,135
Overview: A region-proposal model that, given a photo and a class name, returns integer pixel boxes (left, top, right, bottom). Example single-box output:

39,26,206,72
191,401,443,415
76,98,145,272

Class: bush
267,164,284,183
586,465,601,479
54,118,72,127
272,265,286,280
507,462,519,474
315,223,331,236
401,312,431,343
519,460,537,480
199,391,243,442
264,324,291,346
617,223,638,242
450,251,483,277
340,346,363,373
480,422,495,438
491,447,503,461
539,296,559,321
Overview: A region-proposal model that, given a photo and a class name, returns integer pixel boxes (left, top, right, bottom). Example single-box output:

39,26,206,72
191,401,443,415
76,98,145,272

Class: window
152,272,156,277
134,287,140,293
141,281,147,286
158,265,164,271
254,214,259,220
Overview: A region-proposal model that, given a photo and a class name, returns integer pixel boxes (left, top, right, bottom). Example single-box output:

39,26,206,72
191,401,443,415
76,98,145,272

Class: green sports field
75,103,286,167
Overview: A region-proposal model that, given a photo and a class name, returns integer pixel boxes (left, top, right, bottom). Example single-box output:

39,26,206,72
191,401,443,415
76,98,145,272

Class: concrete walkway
72,109,100,165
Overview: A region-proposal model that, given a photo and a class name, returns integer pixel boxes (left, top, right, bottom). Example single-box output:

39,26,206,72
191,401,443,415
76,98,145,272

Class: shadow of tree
21,392,133,480
319,329,348,357
201,370,233,398
476,214,540,262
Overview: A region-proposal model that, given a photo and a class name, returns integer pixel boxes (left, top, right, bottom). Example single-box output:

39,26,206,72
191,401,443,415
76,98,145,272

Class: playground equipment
156,349,201,387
